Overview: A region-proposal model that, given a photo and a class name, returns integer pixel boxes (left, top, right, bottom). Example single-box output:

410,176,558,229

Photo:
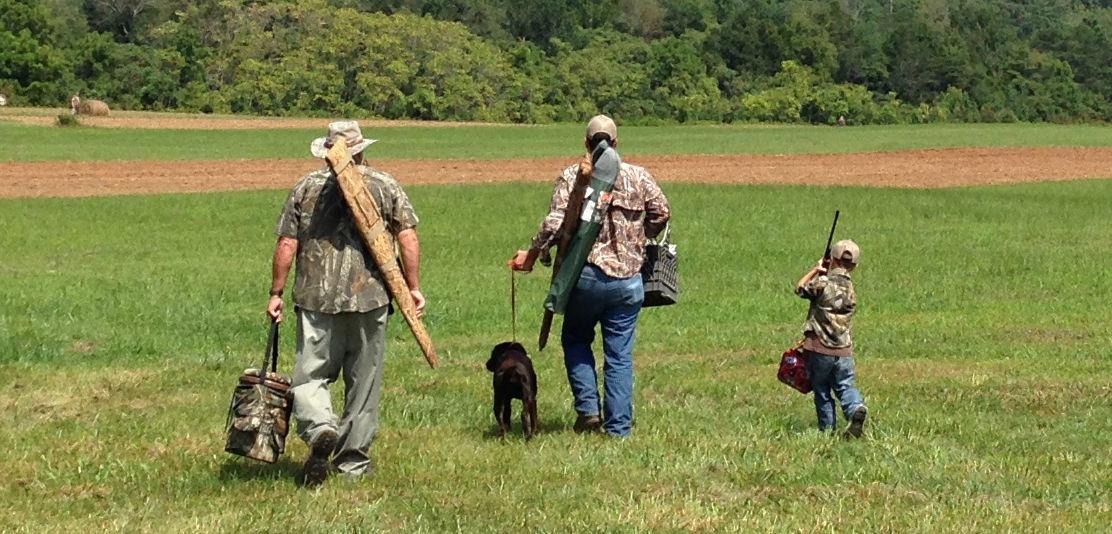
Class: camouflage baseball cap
310,121,377,158
830,239,861,264
586,115,617,140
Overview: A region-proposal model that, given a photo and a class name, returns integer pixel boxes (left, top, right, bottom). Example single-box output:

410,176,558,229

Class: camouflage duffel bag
225,321,293,464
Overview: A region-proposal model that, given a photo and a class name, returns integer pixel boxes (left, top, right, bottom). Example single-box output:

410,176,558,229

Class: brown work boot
573,413,602,434
844,406,868,439
298,428,339,488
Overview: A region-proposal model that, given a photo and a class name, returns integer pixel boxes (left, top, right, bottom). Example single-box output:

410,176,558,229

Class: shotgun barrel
823,210,841,263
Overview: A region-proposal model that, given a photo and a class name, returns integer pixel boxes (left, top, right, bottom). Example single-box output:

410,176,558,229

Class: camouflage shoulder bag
224,320,293,463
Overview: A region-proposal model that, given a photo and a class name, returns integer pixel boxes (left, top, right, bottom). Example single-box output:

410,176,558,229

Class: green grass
1,180,1110,531
2,122,1111,162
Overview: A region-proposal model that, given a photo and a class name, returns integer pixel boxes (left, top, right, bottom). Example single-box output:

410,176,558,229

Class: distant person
70,93,81,115
837,115,846,126
0,93,8,107
509,115,670,437
794,240,868,437
267,120,424,487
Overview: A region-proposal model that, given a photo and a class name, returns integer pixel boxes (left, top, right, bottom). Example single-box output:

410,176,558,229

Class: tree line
2,0,1110,124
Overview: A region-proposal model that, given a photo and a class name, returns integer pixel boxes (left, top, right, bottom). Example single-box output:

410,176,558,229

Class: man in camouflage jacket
795,239,868,437
267,121,424,486
510,115,671,437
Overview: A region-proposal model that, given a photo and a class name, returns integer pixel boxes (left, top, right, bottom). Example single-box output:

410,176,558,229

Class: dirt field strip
2,147,1110,198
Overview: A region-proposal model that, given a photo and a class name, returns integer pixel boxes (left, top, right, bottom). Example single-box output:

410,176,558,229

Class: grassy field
2,121,1112,162
1,177,1110,531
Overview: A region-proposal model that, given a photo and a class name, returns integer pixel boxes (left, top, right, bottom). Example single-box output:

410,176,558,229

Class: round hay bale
79,99,110,116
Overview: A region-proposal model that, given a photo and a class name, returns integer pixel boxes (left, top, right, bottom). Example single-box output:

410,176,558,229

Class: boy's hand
815,258,829,273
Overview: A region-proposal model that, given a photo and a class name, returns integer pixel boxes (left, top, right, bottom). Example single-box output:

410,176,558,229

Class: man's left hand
267,295,284,322
410,289,426,318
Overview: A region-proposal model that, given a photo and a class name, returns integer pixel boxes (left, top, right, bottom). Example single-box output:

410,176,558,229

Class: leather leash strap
510,269,518,343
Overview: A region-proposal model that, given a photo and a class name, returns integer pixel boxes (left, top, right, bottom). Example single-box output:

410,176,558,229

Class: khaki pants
291,306,388,475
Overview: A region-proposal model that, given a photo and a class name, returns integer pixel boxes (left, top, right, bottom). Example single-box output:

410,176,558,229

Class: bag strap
260,320,279,377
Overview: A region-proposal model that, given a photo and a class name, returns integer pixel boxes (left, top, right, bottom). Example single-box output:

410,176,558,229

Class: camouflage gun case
543,140,621,315
224,321,292,463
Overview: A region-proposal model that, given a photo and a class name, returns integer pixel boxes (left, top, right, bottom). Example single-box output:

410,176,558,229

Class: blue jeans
561,264,644,437
804,351,865,431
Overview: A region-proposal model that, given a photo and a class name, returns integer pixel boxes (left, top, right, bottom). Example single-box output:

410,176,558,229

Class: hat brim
310,137,377,159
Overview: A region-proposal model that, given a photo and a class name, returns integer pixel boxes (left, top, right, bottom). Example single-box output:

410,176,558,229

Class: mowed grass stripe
0,181,1109,530
2,122,1111,162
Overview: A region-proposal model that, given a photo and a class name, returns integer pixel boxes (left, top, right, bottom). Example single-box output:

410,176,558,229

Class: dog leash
510,269,518,342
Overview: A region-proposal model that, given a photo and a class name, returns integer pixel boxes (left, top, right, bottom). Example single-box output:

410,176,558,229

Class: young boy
795,239,868,437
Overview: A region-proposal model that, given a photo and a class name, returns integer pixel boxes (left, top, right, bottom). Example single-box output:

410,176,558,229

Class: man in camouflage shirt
795,239,868,437
267,121,423,486
510,115,670,437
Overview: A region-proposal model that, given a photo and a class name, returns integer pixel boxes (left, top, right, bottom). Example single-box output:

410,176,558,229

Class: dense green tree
659,0,715,35
1,0,1108,123
0,0,73,104
881,2,969,103
648,32,727,121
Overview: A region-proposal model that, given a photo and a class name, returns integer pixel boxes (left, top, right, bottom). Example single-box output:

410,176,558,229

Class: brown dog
486,342,538,439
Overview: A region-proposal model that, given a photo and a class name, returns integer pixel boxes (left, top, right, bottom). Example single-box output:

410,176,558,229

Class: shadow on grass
218,456,301,482
481,417,575,441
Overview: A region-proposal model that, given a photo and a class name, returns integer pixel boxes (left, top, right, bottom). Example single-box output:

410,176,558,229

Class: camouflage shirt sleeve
796,276,827,300
387,180,419,234
275,181,304,238
529,165,577,251
641,168,670,239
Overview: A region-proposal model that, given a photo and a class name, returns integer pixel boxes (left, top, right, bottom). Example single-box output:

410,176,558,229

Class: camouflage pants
291,306,388,475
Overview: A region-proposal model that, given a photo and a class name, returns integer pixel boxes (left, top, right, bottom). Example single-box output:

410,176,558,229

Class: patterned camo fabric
276,165,419,314
796,267,857,350
531,161,670,279
225,379,292,463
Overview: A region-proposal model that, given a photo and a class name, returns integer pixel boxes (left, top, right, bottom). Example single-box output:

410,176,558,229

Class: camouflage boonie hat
831,239,860,264
310,121,377,158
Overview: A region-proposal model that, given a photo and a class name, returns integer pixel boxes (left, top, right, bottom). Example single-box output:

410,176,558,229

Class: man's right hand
267,295,284,322
508,250,538,272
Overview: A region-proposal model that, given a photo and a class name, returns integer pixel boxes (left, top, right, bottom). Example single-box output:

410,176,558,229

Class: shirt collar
828,266,852,279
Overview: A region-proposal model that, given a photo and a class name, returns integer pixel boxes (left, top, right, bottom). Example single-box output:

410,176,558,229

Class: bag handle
649,222,672,246
259,320,279,377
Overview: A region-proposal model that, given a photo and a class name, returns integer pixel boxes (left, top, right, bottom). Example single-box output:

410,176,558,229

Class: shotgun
822,210,840,267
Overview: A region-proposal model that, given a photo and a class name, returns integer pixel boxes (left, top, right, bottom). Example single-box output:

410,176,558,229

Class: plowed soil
2,147,1110,198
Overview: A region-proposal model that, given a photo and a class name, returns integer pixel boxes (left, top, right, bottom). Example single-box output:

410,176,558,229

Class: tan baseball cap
586,114,617,140
830,239,861,264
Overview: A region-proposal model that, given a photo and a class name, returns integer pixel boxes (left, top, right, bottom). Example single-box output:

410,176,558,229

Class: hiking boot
299,428,339,488
573,414,602,434
845,405,868,439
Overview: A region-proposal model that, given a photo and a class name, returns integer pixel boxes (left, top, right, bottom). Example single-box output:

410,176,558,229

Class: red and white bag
777,343,811,394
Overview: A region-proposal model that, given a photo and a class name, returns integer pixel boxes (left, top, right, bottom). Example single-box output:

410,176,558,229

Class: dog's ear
487,342,509,372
